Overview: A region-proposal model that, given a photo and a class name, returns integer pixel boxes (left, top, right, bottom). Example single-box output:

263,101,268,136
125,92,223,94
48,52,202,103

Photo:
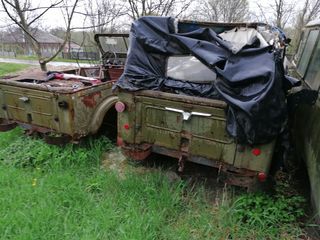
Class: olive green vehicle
0,34,128,143
115,20,289,188
293,19,320,218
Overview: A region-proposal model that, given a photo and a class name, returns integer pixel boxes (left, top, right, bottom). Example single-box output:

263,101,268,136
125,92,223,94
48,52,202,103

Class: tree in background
0,0,79,71
74,0,125,34
293,0,320,50
254,0,296,29
194,0,249,22
125,0,192,20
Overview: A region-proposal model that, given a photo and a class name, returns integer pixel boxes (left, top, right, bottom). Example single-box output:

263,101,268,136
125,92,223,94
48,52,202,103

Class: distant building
0,28,82,57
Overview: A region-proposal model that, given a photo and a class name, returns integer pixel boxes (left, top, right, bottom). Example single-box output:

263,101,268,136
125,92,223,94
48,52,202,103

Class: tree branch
27,0,64,27
44,0,79,63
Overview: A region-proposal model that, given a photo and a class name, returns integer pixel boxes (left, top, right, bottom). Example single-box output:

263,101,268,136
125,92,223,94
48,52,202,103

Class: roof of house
0,28,64,44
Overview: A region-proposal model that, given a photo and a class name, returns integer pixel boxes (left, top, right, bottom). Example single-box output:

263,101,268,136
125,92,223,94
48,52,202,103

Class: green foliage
0,131,113,170
231,192,305,226
0,62,29,76
0,129,307,239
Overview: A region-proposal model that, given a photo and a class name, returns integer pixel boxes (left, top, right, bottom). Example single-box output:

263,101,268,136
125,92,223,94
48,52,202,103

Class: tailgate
0,85,59,130
135,92,235,165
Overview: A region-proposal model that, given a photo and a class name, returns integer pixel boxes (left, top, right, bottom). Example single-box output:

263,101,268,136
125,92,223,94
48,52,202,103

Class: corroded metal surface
0,118,17,131
0,67,118,140
118,91,275,188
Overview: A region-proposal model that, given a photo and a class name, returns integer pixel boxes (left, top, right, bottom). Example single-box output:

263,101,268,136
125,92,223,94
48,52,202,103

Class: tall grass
0,129,307,239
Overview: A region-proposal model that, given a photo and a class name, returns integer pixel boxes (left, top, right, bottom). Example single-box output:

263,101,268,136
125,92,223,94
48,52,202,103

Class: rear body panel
118,91,275,183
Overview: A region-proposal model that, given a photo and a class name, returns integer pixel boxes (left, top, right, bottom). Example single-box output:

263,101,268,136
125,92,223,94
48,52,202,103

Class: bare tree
1,0,79,71
273,0,296,28
195,0,249,22
294,0,320,47
255,0,296,29
124,0,192,20
74,0,125,33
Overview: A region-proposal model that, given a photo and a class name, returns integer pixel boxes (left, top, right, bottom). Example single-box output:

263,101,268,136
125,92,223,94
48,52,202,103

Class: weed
231,192,305,226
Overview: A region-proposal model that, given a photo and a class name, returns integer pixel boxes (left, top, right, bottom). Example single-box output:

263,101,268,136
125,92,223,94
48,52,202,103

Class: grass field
0,63,312,239
0,62,30,76
0,128,308,240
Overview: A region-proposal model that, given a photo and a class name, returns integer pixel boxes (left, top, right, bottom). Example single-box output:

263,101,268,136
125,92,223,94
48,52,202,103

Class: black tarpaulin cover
115,16,297,145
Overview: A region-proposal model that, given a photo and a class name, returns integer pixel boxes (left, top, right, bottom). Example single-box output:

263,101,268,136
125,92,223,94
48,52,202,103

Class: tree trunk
39,61,47,71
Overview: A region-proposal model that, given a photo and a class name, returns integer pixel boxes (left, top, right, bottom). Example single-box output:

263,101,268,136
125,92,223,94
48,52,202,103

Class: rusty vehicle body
0,34,129,142
115,18,293,188
292,19,320,218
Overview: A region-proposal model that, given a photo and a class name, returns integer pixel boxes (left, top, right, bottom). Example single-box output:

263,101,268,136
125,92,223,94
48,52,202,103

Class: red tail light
252,148,261,156
258,172,267,182
115,101,126,112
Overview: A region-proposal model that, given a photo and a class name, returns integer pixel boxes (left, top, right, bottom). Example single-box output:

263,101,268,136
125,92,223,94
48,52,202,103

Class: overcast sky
0,0,303,31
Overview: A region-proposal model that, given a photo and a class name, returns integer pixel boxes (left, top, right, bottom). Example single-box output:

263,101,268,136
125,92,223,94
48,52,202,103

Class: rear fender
88,95,118,134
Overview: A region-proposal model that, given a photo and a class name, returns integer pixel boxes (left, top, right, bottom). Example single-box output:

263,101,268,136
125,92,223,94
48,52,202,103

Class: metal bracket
19,96,29,103
178,155,186,172
165,107,211,121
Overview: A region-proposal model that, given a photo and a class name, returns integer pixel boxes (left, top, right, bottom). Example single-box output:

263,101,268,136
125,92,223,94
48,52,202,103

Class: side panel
72,82,116,137
295,97,320,217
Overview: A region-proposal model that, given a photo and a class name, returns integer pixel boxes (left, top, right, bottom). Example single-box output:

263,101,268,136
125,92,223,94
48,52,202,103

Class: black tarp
114,16,298,145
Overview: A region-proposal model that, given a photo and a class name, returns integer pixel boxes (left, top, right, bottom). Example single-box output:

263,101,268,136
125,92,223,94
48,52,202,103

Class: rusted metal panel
81,91,102,108
0,118,17,132
136,90,227,108
0,33,128,141
0,68,118,140
118,89,276,188
233,141,276,173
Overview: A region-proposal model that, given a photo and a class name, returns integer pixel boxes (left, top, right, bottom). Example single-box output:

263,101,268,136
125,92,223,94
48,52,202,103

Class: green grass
0,129,308,239
0,62,30,76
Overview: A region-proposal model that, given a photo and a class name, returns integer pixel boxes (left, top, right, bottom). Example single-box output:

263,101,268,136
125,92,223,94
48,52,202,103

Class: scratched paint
81,91,102,108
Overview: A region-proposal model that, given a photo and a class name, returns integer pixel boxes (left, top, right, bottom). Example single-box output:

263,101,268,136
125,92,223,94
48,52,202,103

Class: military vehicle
115,17,296,188
292,19,320,219
0,34,129,143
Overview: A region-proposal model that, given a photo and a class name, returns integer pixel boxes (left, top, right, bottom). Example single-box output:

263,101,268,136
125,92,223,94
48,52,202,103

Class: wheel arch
88,95,118,134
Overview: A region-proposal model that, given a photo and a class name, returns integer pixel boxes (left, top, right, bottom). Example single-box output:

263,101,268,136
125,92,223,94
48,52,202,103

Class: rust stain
81,91,101,108
122,143,152,161
70,108,75,120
